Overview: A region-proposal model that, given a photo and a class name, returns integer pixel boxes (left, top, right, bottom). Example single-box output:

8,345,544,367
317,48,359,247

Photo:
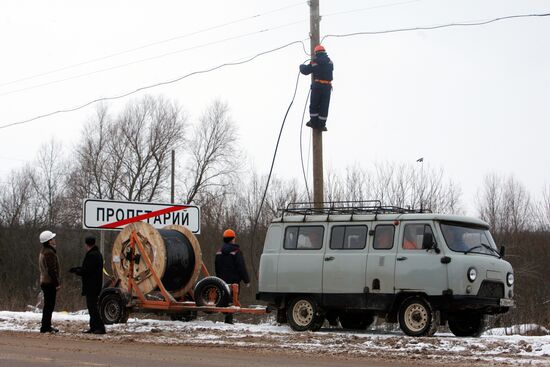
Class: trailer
98,222,268,324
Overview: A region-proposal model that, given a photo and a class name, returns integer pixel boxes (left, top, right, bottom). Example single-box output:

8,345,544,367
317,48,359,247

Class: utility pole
309,0,324,208
171,149,175,204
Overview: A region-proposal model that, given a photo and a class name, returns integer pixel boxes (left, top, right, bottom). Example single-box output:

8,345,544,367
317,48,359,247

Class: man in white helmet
38,230,60,333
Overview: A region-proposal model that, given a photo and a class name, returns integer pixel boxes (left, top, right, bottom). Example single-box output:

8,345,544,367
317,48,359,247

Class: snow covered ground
0,310,549,366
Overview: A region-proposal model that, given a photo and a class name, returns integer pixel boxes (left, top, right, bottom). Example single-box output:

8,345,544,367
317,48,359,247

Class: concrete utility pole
309,0,324,208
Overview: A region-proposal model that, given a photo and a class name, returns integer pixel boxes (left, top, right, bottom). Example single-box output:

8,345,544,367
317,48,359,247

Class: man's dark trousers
86,292,105,332
40,284,56,332
310,84,332,127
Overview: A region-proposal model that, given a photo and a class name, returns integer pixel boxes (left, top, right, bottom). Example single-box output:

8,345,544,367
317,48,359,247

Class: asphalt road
0,331,419,367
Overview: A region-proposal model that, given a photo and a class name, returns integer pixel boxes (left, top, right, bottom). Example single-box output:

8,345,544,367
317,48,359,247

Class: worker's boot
317,120,328,132
306,117,319,128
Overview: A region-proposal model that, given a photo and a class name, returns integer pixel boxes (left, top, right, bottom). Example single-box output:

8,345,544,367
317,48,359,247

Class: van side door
322,224,368,307
394,222,448,294
365,224,398,309
277,225,325,293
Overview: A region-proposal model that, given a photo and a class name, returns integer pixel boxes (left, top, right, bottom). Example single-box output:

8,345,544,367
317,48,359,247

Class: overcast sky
1,0,549,215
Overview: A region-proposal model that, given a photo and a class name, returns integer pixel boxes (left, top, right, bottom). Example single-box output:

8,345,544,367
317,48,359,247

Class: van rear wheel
398,296,438,337
286,296,324,331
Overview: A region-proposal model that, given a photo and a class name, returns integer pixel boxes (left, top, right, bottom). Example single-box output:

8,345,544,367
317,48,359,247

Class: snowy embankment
0,310,549,366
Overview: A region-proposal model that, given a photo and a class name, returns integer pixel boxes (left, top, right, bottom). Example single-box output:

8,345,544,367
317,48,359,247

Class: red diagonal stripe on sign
100,205,189,229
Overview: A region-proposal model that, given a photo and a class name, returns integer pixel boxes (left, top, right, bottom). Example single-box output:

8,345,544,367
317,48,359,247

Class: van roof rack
279,200,431,217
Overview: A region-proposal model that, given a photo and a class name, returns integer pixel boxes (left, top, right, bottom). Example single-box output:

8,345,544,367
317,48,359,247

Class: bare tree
30,139,67,226
324,162,462,213
0,166,35,226
70,95,186,204
180,99,239,204
534,184,550,230
478,174,533,234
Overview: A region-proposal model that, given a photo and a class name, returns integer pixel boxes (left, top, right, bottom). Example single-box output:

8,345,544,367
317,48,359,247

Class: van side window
373,225,395,249
330,226,367,250
284,226,324,250
402,224,433,250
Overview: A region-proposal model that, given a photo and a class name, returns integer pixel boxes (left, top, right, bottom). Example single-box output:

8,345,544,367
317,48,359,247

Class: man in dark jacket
300,44,334,132
39,230,60,333
70,236,106,334
215,229,250,324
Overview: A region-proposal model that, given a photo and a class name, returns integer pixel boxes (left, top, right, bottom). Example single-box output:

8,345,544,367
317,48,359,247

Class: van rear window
284,226,324,250
373,225,395,250
330,226,367,249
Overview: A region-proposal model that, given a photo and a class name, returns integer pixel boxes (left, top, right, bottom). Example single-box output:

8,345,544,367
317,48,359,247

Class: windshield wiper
480,242,501,258
463,243,501,257
464,245,482,254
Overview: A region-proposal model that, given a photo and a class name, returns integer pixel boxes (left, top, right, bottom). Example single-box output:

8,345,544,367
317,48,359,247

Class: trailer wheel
339,312,374,330
398,296,438,337
286,296,324,331
100,293,129,324
448,312,486,337
194,276,231,307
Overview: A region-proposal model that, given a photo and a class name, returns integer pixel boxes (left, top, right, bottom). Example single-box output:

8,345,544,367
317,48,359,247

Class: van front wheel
448,312,485,337
286,297,324,331
398,296,438,337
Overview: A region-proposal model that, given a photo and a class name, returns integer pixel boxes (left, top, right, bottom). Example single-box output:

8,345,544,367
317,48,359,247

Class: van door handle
324,256,335,261
396,256,408,261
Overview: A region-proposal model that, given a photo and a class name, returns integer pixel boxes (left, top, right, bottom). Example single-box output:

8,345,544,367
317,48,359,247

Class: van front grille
477,280,504,299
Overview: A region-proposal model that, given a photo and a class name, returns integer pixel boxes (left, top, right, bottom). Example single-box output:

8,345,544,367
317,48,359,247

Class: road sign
83,199,200,233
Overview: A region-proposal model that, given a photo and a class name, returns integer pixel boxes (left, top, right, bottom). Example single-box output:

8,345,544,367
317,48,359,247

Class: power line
323,0,422,18
1,1,428,96
249,67,303,278
3,11,549,131
322,12,550,42
0,20,306,97
0,1,306,89
0,40,309,131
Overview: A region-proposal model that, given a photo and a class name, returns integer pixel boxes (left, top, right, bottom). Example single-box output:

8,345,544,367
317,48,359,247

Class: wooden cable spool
111,222,202,298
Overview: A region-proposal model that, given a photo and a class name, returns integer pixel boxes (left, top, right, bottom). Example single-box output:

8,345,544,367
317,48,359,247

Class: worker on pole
300,44,333,132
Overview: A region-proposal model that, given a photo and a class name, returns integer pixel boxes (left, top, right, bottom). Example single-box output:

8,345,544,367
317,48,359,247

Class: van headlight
467,267,477,282
507,272,514,286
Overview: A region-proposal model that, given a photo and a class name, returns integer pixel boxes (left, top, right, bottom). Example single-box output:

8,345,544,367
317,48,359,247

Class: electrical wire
3,11,549,130
0,0,430,95
0,19,307,97
322,12,550,42
249,68,302,278
299,88,312,203
0,39,308,131
0,1,306,89
323,0,422,18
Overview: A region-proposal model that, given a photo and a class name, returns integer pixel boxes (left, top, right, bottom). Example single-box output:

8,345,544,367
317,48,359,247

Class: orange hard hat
314,44,326,53
223,229,236,239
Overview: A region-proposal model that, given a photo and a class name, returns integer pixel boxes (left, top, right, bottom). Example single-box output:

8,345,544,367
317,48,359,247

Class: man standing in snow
69,236,106,334
300,44,334,132
215,229,250,324
38,230,60,333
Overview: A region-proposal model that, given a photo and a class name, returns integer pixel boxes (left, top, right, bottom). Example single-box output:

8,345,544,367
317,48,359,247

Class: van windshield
440,222,499,256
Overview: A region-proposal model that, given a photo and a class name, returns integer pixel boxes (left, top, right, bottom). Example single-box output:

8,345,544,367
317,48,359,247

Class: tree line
0,95,548,330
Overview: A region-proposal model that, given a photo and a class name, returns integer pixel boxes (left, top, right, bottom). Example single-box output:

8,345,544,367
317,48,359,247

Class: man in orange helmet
215,229,250,324
300,44,334,132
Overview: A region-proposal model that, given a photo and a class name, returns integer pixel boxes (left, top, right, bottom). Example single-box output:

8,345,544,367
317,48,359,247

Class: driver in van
403,226,418,249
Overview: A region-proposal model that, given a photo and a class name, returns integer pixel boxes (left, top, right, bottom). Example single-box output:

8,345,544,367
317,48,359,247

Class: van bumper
443,295,514,313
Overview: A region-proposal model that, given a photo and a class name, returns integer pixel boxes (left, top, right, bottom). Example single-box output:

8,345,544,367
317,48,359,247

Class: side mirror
500,245,505,258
